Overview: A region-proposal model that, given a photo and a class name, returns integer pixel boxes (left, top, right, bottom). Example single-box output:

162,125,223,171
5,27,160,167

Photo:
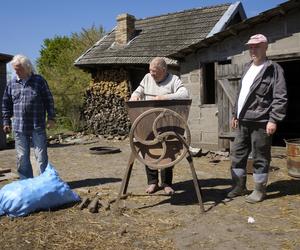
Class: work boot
227,171,248,198
245,182,266,203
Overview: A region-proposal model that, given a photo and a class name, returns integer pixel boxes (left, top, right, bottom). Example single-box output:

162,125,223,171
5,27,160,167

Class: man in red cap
228,34,288,203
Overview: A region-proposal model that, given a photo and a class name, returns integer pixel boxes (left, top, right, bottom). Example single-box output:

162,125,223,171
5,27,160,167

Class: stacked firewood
82,68,131,138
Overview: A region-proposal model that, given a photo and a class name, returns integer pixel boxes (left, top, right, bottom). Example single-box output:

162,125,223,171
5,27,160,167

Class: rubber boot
245,182,266,203
227,170,248,198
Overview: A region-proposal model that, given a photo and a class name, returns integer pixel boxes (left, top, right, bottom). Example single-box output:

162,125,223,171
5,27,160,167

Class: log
78,197,90,210
108,192,132,204
88,196,99,213
99,200,110,211
0,168,11,175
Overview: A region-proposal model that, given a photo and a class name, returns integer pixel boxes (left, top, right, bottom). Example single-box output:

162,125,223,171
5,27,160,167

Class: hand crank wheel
129,108,191,169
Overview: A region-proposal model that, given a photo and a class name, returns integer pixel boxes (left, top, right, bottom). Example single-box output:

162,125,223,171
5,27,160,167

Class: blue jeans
14,129,48,179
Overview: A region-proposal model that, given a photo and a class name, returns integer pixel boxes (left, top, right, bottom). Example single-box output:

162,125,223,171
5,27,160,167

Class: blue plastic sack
0,163,80,217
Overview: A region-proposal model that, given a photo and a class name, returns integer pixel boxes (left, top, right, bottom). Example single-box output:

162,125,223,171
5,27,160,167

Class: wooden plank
223,91,230,149
0,168,11,175
217,79,236,106
216,64,242,149
217,82,228,149
0,172,18,182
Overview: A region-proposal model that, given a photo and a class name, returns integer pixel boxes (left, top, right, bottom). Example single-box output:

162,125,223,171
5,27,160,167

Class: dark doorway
203,63,215,104
129,67,148,94
273,59,300,146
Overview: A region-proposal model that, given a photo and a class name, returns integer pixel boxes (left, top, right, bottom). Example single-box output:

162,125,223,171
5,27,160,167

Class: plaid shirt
2,74,55,133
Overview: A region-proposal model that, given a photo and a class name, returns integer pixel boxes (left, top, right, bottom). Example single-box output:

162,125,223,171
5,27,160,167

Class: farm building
173,0,300,149
75,0,300,150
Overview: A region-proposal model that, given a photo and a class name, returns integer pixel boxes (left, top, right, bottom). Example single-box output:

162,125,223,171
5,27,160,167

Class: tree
37,36,72,75
36,25,105,131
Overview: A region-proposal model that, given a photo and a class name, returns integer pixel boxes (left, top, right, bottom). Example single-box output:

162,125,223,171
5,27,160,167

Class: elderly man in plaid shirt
2,54,55,179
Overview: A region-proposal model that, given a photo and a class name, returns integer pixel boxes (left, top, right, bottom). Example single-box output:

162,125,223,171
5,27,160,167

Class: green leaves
36,25,105,131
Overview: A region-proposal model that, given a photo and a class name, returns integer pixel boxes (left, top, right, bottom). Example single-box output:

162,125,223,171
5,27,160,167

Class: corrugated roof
75,3,239,68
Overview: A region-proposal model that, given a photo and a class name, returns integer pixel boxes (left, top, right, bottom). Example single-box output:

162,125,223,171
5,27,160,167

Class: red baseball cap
246,34,268,45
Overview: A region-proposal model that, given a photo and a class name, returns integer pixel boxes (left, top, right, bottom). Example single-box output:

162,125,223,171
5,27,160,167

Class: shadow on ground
48,143,78,148
68,177,122,189
136,178,232,210
266,179,300,199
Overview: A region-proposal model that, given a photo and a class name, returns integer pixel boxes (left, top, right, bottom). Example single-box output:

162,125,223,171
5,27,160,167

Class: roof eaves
75,56,179,68
0,53,13,62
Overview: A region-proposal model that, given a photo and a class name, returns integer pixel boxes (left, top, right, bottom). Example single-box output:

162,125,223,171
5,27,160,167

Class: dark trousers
145,166,173,186
231,121,272,175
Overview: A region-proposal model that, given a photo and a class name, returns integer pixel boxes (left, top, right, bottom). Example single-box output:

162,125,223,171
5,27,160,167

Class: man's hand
266,121,277,135
47,120,56,129
231,118,238,129
154,95,168,100
129,96,140,101
3,125,11,134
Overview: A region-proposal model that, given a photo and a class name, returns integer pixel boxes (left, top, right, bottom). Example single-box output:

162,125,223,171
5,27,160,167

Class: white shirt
237,63,265,118
131,73,189,100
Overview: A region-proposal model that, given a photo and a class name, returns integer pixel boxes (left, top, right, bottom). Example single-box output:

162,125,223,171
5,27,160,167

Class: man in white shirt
228,34,287,203
130,57,189,195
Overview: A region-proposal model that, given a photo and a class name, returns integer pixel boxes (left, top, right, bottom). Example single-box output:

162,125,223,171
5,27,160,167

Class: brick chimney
115,13,136,45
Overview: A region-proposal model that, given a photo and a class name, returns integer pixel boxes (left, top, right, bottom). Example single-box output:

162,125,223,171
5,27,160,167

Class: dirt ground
0,135,299,250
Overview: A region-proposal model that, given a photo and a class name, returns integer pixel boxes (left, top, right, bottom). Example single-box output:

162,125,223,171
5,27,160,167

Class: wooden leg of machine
186,154,205,213
119,152,135,196
114,153,135,212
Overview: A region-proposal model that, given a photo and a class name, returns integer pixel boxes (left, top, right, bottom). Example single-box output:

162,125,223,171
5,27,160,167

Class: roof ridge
136,3,231,22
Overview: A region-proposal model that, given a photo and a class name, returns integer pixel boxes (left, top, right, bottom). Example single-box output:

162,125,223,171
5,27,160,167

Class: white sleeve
165,77,190,100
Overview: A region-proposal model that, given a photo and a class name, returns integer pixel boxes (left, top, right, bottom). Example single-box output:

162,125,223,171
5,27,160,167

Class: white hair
150,57,167,71
11,54,36,75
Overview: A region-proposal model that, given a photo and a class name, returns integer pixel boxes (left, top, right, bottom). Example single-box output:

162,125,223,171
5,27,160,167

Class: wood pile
82,68,131,139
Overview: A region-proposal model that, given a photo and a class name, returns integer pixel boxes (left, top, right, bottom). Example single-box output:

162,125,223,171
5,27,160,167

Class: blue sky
1,0,287,65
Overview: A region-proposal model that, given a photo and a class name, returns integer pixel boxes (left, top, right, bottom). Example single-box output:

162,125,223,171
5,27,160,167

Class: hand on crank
129,95,141,101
